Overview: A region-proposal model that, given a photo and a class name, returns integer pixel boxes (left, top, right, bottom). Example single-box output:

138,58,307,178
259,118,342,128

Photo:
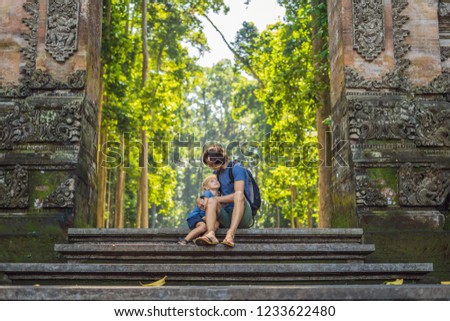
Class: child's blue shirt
186,190,215,220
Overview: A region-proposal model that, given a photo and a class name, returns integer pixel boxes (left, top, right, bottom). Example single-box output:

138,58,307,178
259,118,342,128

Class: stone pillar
0,0,102,259
328,0,450,229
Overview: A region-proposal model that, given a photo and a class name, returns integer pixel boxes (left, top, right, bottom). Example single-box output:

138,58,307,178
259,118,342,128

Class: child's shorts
187,214,205,230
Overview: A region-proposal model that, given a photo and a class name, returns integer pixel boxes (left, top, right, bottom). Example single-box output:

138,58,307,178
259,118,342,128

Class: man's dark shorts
217,199,253,228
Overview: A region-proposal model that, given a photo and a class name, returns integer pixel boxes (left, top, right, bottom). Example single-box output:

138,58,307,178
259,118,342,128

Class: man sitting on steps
194,144,253,248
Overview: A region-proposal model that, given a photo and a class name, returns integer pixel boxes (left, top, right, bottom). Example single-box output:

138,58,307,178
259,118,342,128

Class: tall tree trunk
140,129,149,228
295,216,301,229
151,203,157,228
312,0,332,228
106,168,113,228
290,185,298,229
276,205,280,228
141,0,148,87
307,205,313,228
115,135,126,228
137,0,149,229
96,0,112,228
98,0,111,139
136,184,142,228
125,0,130,35
96,130,108,228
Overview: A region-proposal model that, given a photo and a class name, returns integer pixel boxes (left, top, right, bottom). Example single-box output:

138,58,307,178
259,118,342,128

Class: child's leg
214,220,220,231
184,222,207,241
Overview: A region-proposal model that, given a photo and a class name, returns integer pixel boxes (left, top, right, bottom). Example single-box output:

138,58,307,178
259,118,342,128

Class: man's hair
202,174,218,191
202,144,228,165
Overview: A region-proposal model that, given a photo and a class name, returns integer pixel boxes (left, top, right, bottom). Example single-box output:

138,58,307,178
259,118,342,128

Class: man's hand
196,197,208,211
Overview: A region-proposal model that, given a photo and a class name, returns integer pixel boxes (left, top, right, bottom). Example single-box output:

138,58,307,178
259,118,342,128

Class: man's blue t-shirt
186,189,214,220
214,161,250,211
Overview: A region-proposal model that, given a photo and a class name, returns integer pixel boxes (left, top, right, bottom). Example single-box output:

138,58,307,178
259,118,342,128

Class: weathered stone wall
0,0,102,261
328,0,450,229
327,0,358,228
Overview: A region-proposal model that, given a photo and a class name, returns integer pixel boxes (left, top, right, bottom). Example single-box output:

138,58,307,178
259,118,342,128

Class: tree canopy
99,0,328,229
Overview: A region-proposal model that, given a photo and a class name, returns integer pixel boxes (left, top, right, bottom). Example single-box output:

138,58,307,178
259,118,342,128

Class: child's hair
202,174,218,191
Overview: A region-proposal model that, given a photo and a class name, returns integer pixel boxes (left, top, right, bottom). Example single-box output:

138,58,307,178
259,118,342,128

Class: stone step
54,243,375,263
67,228,364,244
0,263,432,285
1,284,449,300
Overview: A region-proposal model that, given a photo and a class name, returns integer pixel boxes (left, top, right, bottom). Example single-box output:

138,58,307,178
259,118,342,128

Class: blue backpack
221,160,261,217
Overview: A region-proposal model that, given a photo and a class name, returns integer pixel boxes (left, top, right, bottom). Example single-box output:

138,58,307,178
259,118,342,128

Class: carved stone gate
0,0,448,262
0,0,102,254
328,0,450,229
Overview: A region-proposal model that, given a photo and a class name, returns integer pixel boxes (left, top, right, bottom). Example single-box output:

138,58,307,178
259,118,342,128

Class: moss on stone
0,233,66,263
0,214,68,263
366,168,398,206
28,171,70,210
365,230,450,282
332,195,358,228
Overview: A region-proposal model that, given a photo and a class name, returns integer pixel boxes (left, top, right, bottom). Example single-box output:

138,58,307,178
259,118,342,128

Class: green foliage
101,0,228,227
231,1,321,227
101,0,327,228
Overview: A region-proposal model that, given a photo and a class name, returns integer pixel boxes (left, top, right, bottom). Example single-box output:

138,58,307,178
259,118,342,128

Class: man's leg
224,191,246,242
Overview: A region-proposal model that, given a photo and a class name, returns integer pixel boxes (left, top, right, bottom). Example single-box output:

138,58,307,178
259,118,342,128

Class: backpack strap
228,160,236,183
217,161,234,195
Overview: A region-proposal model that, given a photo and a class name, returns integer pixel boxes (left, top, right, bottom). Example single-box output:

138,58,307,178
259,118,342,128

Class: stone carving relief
43,176,75,208
399,164,450,206
0,1,86,98
352,0,385,61
22,1,40,79
413,73,450,94
0,165,29,208
45,0,80,62
348,98,450,146
438,3,450,70
356,175,388,207
0,1,40,98
348,98,415,141
345,64,410,90
346,0,411,90
30,69,86,90
392,0,410,62
439,2,450,17
441,47,450,62
414,99,450,147
347,0,450,94
0,100,82,149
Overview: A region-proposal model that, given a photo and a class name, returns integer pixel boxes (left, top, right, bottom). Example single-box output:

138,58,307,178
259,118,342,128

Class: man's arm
216,180,245,204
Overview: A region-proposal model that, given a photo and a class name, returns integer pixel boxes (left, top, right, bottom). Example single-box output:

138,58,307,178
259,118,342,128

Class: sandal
194,234,219,246
177,237,191,246
221,239,235,248
177,239,189,245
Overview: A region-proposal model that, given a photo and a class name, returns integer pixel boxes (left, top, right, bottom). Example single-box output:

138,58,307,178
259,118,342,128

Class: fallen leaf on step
441,281,450,285
140,276,167,287
384,279,403,285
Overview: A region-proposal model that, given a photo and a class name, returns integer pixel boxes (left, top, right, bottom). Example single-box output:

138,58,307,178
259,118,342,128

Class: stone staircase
56,228,374,263
0,228,433,284
0,227,447,300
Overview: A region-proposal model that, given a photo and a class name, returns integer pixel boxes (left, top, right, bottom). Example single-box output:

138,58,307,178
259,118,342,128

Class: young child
177,175,221,245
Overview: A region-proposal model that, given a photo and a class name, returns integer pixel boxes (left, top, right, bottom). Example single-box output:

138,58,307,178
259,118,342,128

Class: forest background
97,0,331,230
